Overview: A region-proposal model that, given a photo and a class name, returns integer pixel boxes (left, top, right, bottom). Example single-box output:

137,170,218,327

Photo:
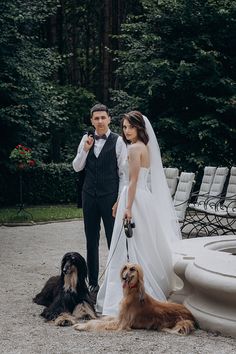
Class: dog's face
61,252,87,279
120,263,144,289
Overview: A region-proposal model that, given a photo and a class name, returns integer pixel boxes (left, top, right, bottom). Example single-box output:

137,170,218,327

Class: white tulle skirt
96,169,174,316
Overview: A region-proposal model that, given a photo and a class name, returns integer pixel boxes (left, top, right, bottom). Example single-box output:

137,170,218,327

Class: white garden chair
190,166,229,212
181,167,235,237
173,172,195,222
164,167,179,197
196,166,217,204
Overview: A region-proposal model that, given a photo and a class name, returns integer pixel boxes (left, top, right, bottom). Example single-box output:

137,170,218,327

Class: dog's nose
122,273,128,281
63,263,70,274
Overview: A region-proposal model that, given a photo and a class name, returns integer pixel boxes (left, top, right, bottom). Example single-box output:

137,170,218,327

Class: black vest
83,132,119,197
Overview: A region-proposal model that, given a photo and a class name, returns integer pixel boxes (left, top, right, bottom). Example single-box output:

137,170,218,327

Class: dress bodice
136,167,150,189
123,161,150,190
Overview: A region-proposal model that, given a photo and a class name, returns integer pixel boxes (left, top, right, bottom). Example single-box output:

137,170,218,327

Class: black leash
98,222,124,281
126,238,130,262
98,219,135,281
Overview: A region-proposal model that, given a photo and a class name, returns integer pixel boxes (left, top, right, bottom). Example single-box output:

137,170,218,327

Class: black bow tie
95,134,107,140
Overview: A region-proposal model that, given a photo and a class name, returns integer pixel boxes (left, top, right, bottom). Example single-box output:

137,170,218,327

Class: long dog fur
33,252,96,325
74,263,197,335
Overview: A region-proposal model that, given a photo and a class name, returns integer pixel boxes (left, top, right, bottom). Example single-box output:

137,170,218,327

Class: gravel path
0,221,235,354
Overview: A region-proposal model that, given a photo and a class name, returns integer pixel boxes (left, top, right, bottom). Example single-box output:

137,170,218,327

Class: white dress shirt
72,129,127,194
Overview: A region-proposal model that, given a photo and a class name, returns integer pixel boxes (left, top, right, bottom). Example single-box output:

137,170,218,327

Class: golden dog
74,263,197,335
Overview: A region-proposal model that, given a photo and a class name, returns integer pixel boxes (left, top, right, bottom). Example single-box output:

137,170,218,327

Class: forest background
0,0,235,206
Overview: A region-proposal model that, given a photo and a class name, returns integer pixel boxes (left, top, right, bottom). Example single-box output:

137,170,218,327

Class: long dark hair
121,111,149,145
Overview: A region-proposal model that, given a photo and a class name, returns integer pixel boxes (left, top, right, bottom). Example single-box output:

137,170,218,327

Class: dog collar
129,283,137,289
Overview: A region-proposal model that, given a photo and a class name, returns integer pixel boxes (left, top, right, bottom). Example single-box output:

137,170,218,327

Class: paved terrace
0,220,235,354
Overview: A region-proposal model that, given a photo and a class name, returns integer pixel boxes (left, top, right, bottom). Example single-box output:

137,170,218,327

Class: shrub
0,163,79,206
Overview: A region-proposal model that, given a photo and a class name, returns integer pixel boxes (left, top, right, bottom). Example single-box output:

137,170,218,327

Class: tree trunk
102,0,112,103
71,0,79,85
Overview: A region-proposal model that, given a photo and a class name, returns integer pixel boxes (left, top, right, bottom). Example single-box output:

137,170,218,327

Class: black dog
33,252,96,325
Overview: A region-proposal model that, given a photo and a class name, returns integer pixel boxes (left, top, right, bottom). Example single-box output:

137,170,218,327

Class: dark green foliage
0,0,66,166
1,0,235,207
0,163,78,206
112,0,236,170
56,85,96,162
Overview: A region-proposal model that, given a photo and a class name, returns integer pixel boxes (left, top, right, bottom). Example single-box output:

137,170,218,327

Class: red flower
28,159,36,166
10,144,36,169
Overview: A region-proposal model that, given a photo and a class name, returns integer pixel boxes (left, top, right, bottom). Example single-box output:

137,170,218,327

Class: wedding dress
96,116,181,316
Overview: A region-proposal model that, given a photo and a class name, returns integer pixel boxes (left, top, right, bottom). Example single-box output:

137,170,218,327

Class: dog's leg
73,319,102,331
51,303,97,326
162,320,195,335
73,302,97,321
54,313,77,326
117,324,131,331
41,294,65,321
73,316,119,331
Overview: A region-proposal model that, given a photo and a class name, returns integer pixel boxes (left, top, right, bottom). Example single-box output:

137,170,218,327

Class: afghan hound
33,252,96,325
74,263,197,335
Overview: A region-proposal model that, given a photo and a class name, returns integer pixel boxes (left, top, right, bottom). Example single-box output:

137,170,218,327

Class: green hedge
0,163,80,206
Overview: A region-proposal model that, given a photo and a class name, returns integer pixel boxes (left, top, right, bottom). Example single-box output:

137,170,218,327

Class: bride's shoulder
130,141,146,151
129,141,145,148
128,142,146,158
128,142,141,152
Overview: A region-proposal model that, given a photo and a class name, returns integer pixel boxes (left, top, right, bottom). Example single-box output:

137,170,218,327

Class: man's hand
112,201,118,218
83,136,94,152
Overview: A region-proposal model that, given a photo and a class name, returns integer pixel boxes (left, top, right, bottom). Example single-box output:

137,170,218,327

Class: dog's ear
61,255,67,274
120,264,127,280
136,265,145,303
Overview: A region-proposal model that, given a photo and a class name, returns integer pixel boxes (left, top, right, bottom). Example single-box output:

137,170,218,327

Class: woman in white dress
96,111,181,316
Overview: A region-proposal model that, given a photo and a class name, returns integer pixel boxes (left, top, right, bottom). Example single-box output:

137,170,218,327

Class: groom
72,103,126,300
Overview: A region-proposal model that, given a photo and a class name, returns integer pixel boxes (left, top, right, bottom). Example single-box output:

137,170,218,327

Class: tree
0,0,67,166
112,0,236,170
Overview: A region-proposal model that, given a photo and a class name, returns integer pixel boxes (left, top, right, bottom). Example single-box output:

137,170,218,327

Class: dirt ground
0,220,235,354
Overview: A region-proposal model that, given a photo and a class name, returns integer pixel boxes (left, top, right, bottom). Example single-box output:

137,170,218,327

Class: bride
96,111,181,316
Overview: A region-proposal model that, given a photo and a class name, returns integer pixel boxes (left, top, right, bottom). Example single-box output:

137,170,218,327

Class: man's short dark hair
90,103,109,117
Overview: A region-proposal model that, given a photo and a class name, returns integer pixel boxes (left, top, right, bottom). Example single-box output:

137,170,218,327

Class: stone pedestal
171,236,236,337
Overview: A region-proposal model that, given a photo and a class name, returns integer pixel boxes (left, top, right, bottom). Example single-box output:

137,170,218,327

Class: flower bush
10,144,36,169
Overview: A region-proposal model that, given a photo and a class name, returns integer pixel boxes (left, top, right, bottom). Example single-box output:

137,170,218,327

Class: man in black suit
73,104,126,300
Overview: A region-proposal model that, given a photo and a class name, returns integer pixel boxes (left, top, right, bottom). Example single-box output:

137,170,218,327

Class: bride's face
123,119,138,143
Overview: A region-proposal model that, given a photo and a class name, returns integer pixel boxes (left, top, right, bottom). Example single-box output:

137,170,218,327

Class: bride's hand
123,208,132,221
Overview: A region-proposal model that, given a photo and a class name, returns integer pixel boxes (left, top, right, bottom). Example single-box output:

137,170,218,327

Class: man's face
91,111,111,135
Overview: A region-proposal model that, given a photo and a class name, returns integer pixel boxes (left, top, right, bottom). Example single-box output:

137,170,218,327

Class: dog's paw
73,323,87,331
163,320,195,336
176,322,195,335
55,318,75,327
41,308,58,321
81,314,96,321
55,313,76,327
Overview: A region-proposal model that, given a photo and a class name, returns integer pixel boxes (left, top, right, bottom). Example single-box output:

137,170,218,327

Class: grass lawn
0,205,83,224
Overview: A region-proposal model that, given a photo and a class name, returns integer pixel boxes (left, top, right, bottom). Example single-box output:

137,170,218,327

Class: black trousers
82,191,117,286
